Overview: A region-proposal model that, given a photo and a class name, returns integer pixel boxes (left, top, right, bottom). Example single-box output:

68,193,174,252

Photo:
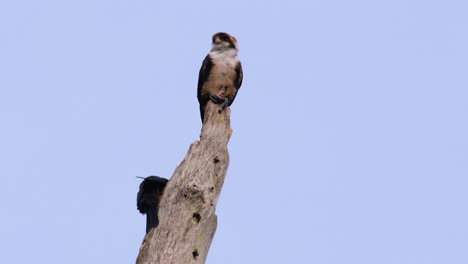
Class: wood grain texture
136,102,232,264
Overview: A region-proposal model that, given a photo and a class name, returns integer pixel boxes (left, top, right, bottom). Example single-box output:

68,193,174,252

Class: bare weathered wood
136,102,232,264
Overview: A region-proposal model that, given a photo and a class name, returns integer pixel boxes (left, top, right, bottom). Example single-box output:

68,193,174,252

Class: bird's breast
201,53,239,99
209,51,238,71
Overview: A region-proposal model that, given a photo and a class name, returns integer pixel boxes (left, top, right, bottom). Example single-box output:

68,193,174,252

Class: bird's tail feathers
145,207,159,234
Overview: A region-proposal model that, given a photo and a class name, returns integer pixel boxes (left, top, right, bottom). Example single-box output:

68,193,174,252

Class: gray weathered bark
136,102,232,264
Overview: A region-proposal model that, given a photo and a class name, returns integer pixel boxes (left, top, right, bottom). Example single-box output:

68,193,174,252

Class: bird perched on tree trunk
197,32,243,123
136,176,168,234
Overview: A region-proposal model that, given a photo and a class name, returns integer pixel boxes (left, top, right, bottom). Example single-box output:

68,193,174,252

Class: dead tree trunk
136,102,232,264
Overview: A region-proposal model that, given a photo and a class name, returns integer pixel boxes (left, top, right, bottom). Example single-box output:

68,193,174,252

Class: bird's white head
211,32,239,53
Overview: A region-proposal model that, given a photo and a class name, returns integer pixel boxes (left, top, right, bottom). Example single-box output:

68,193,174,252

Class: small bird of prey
136,176,168,234
197,32,243,122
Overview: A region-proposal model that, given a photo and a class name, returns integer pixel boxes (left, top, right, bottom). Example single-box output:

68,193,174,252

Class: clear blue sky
1,1,467,263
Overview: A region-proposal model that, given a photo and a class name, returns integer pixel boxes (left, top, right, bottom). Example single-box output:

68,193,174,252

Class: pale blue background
1,1,467,263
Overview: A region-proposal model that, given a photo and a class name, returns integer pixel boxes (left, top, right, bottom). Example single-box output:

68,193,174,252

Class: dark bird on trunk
197,32,243,122
136,176,168,234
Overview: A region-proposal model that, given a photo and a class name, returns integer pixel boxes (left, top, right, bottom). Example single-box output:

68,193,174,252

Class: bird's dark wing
197,55,213,122
234,61,243,90
228,61,243,106
197,55,213,103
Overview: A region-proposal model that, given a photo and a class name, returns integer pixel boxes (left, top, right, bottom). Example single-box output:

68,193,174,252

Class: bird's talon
209,95,221,104
210,95,229,107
